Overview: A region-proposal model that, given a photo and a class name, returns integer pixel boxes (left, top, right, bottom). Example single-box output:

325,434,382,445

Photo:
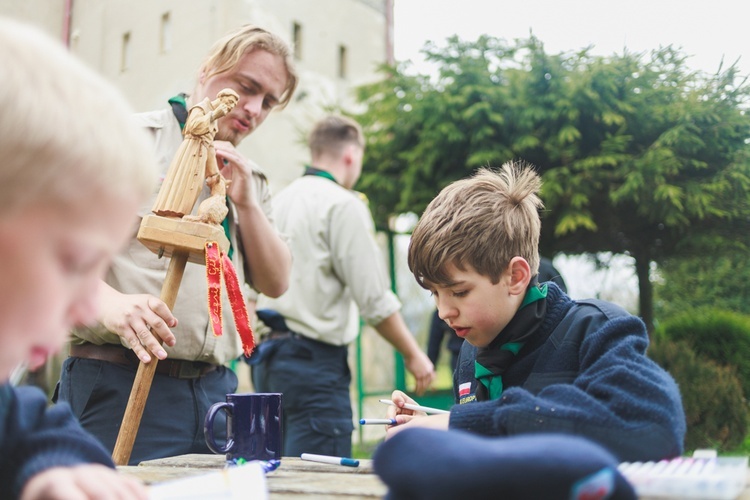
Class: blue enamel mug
204,392,283,461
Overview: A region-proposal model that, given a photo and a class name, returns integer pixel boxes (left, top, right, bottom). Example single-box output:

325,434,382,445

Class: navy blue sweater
450,283,686,462
0,383,114,499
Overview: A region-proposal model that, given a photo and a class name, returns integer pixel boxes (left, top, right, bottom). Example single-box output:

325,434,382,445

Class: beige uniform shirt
73,107,278,365
256,175,401,346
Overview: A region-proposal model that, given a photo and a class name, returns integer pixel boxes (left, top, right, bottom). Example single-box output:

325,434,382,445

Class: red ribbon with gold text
205,241,255,356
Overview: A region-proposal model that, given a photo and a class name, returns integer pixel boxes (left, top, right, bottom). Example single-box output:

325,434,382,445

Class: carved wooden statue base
137,214,230,264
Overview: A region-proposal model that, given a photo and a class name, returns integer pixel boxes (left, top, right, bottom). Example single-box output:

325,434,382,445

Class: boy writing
385,161,685,462
0,17,156,499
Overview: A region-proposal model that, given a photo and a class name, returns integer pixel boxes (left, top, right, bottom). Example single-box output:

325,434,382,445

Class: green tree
655,247,750,320
356,35,750,332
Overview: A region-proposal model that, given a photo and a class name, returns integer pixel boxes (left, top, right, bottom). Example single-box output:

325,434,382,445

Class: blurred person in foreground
55,24,297,464
251,115,435,456
0,17,154,499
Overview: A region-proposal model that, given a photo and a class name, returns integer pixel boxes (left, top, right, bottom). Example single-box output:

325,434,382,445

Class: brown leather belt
70,342,218,379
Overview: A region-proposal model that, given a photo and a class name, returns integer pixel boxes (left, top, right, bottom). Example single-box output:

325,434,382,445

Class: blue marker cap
341,457,360,467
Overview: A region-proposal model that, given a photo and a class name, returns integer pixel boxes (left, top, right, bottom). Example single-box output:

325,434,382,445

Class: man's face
196,49,288,146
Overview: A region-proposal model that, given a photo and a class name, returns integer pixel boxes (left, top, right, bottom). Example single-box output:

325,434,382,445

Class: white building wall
0,0,389,193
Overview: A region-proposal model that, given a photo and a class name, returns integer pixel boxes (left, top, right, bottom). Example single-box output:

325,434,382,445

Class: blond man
57,25,298,463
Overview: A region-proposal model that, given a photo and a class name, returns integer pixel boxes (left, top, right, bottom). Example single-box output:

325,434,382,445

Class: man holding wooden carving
55,24,298,464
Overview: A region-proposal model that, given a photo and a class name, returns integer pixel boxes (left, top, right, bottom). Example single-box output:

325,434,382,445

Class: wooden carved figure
152,88,239,223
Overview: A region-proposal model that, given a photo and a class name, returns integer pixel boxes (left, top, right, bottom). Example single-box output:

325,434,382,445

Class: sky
390,0,750,305
393,0,750,76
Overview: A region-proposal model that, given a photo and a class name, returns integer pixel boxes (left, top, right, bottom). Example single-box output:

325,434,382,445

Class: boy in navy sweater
0,18,156,499
384,162,685,462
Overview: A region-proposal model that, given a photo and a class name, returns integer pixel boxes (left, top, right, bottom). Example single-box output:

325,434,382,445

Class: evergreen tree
356,35,750,332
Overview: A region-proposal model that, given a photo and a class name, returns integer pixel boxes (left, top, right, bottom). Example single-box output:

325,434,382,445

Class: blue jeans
252,336,354,457
55,356,237,465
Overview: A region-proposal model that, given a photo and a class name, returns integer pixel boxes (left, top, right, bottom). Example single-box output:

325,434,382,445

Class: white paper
148,462,268,500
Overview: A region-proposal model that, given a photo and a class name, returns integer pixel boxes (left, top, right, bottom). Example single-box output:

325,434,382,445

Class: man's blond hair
200,24,298,109
0,17,155,214
408,161,544,287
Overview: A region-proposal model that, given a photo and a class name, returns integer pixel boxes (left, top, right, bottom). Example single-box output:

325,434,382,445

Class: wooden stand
111,215,229,465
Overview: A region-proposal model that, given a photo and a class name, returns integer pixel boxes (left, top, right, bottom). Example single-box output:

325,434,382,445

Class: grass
352,440,380,459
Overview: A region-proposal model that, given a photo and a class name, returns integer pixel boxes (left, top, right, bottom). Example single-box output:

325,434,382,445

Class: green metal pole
355,323,364,445
388,230,406,391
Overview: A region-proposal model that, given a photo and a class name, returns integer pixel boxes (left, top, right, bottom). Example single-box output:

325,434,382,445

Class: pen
379,399,450,415
300,453,360,467
359,418,398,425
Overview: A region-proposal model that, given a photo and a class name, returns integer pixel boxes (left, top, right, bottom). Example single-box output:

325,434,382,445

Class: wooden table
120,453,750,499
118,453,386,499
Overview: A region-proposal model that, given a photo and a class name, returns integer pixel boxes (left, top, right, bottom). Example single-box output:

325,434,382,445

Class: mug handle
204,402,234,454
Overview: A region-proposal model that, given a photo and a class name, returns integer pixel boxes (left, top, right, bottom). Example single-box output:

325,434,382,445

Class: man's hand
21,465,148,500
403,349,436,396
374,313,436,396
98,282,177,363
215,140,257,210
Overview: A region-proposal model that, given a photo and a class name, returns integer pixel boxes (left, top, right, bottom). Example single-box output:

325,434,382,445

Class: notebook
618,450,748,499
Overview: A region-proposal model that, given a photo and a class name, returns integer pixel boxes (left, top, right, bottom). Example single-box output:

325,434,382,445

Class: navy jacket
0,383,114,498
451,283,686,462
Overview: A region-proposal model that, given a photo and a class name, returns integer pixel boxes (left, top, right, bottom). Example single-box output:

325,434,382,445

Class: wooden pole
112,251,188,465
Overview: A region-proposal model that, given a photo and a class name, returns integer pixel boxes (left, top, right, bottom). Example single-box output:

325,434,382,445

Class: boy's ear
508,257,531,295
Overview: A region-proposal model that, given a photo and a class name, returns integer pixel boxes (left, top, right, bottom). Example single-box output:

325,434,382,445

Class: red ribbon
204,241,256,357
205,242,223,337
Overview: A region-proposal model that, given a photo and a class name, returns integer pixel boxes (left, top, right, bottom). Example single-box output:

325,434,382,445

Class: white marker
378,399,450,415
300,453,359,467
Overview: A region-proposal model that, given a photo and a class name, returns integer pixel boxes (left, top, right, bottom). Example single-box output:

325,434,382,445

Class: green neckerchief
303,165,338,183
474,282,548,401
168,93,189,130
167,93,233,259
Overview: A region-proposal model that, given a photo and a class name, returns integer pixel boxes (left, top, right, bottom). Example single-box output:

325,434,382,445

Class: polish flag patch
459,382,471,397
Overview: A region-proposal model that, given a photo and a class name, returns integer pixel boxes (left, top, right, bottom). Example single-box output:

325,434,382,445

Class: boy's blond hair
0,17,155,214
308,115,364,159
200,24,298,109
409,161,544,287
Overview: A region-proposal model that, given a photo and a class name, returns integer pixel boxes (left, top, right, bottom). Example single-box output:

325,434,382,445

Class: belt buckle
176,361,203,379
268,330,295,341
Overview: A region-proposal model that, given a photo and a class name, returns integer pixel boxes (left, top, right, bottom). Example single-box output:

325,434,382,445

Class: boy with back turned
385,161,685,462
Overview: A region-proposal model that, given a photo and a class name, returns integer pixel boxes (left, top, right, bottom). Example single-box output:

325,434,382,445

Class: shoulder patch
459,395,476,404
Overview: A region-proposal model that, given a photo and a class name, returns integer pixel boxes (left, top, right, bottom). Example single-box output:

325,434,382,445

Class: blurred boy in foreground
0,17,155,499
